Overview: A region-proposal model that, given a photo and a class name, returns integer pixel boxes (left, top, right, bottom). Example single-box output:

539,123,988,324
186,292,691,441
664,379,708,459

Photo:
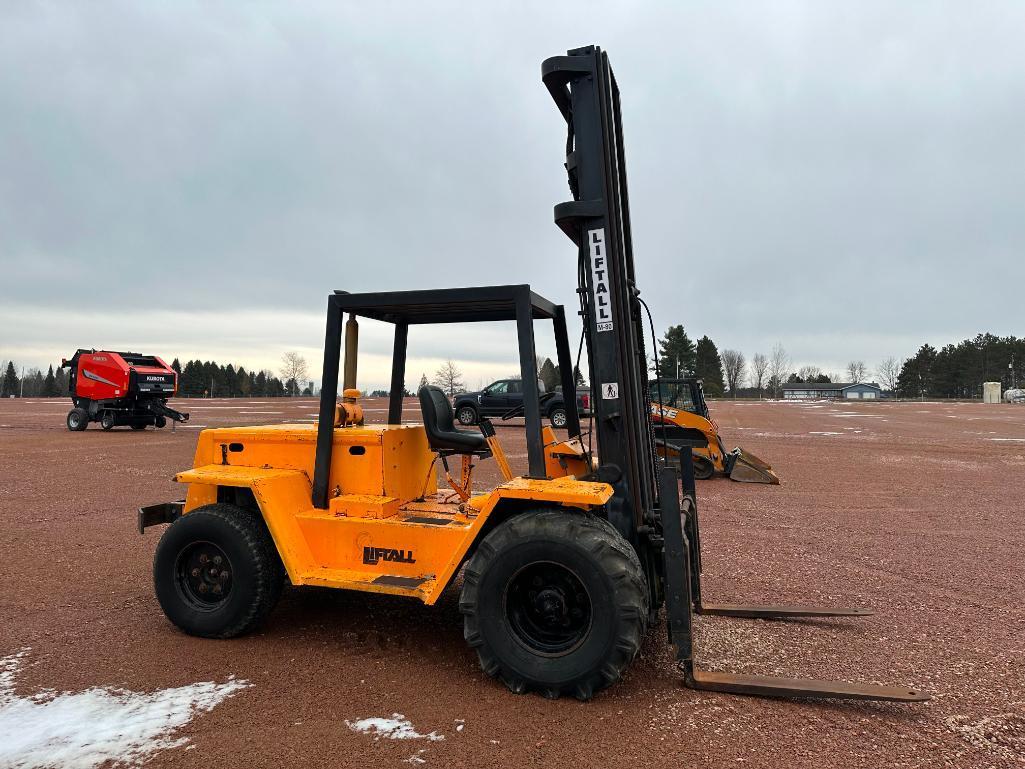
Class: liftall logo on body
362,546,416,565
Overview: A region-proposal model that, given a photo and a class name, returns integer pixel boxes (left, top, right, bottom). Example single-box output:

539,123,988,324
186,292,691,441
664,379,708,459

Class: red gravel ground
1,397,1023,767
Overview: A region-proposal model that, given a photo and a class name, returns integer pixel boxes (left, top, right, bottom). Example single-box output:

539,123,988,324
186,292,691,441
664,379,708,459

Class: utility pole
19,366,25,398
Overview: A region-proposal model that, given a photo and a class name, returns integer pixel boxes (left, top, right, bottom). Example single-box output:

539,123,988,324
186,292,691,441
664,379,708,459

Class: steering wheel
501,392,556,421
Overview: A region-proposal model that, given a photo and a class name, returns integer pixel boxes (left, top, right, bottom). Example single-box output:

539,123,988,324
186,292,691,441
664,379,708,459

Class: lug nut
191,568,200,577
198,583,208,593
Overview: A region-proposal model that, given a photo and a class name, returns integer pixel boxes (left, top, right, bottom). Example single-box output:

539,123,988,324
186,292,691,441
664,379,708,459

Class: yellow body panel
174,422,611,604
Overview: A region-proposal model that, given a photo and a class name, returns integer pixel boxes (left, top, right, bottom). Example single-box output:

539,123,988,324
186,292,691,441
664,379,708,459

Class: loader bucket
726,447,780,484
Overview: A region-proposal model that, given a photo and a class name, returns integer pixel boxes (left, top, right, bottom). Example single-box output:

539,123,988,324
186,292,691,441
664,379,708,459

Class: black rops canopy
312,284,580,509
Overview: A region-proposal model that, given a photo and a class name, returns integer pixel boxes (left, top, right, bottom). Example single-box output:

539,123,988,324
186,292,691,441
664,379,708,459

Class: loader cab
649,377,709,420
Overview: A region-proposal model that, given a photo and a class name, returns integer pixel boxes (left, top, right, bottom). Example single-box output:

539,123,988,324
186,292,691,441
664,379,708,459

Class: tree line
896,334,1024,398
0,352,314,399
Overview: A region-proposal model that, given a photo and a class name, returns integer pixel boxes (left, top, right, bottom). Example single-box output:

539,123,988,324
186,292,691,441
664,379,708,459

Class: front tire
153,503,285,638
460,510,647,701
692,454,715,480
67,408,88,431
456,405,478,426
548,406,567,429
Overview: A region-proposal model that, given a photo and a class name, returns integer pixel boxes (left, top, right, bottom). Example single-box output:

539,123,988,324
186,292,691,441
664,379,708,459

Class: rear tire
460,510,647,701
456,405,478,426
66,408,88,431
153,503,285,638
100,411,115,430
692,455,715,480
155,416,167,428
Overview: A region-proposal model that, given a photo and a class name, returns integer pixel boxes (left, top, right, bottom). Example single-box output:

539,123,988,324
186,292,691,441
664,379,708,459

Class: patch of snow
990,438,1025,442
345,714,444,742
808,431,843,436
0,649,250,769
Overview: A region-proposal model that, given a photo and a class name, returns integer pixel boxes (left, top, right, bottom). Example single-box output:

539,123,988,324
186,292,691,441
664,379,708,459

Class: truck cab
453,379,590,429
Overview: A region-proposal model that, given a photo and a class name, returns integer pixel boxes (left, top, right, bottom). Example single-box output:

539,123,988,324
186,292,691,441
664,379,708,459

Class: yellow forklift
138,46,926,703
650,376,779,483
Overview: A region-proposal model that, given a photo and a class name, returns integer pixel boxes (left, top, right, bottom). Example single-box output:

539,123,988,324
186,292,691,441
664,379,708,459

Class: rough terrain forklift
650,377,779,483
139,46,926,703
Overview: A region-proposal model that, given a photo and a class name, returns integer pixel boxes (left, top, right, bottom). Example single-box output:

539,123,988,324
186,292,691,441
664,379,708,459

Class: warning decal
602,382,619,399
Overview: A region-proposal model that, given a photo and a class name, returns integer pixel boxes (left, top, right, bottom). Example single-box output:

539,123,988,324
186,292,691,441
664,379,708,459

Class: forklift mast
542,46,659,542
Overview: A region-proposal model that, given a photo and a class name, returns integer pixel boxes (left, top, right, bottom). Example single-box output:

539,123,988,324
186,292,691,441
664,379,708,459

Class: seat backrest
418,385,487,454
420,385,456,436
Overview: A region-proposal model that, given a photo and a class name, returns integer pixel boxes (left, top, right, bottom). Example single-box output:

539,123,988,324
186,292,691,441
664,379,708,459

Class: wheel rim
551,410,567,428
505,561,591,656
174,541,233,610
69,413,82,428
458,408,475,424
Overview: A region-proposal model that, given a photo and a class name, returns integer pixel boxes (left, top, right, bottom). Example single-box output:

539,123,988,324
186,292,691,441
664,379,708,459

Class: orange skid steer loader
650,377,779,484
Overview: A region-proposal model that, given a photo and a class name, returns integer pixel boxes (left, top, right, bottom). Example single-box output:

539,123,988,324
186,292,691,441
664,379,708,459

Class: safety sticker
602,382,619,399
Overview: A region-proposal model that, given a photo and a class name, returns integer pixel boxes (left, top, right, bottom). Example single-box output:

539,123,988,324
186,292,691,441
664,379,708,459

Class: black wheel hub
175,541,233,609
506,562,591,655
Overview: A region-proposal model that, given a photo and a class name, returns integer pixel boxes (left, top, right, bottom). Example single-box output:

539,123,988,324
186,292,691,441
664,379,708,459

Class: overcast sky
2,2,1023,390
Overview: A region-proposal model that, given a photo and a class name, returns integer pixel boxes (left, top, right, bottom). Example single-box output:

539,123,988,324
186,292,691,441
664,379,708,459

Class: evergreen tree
2,362,19,397
896,344,937,398
43,365,58,397
537,357,560,392
171,358,182,374
657,326,696,378
54,367,68,396
693,336,725,396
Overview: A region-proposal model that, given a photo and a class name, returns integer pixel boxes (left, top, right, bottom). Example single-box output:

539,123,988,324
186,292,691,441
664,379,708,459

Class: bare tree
432,359,465,398
767,343,791,398
750,353,769,397
798,365,823,382
845,360,867,383
876,357,901,393
720,349,746,397
280,352,309,396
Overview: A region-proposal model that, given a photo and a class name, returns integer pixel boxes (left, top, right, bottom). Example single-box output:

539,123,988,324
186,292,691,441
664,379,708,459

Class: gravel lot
1,396,1023,768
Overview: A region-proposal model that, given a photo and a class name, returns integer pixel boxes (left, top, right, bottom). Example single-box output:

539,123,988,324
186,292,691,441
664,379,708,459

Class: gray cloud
2,1,1023,388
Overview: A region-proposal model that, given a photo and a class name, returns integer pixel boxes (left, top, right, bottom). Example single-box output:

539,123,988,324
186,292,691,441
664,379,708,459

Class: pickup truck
452,379,590,429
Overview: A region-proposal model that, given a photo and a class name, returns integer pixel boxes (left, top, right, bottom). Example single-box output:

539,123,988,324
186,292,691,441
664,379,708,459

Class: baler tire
100,412,115,430
155,416,167,428
153,503,285,639
67,408,89,431
460,509,647,701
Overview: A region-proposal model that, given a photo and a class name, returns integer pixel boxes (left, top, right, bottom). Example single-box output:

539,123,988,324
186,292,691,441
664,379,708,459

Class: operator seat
418,386,489,455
